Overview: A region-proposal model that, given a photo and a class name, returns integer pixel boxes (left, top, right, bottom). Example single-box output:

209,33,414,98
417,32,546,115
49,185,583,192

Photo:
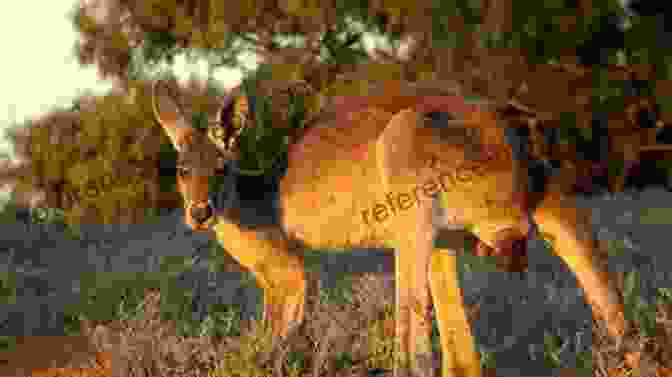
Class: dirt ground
0,336,110,377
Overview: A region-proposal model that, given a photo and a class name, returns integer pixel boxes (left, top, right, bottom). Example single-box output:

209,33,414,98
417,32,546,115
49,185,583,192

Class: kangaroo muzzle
189,200,214,225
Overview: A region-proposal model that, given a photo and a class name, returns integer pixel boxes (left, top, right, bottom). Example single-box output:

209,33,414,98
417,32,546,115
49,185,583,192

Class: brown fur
153,78,627,377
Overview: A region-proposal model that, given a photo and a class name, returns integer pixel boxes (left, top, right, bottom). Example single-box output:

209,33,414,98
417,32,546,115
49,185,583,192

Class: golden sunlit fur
153,78,627,377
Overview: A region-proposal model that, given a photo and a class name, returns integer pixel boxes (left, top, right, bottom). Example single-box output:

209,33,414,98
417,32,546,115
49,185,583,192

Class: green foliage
229,64,311,175
574,350,593,377
142,30,179,66
236,93,283,174
0,201,21,224
0,336,16,353
0,269,17,306
319,25,368,66
157,136,179,194
6,80,182,228
206,239,231,273
542,332,566,369
622,270,657,338
73,0,672,90
66,271,159,328
167,293,243,338
63,263,244,338
192,303,243,338
557,112,579,143
128,31,179,81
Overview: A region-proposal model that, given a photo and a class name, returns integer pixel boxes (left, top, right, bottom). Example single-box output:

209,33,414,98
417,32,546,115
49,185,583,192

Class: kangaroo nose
190,203,213,224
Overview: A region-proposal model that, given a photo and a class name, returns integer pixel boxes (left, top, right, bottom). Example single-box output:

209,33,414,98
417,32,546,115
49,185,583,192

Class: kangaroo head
152,78,244,230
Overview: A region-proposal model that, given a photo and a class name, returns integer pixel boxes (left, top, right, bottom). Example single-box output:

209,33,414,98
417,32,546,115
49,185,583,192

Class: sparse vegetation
75,269,672,376
2,196,671,376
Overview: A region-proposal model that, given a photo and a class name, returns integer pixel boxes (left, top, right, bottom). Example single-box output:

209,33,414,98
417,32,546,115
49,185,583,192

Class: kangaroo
152,77,627,377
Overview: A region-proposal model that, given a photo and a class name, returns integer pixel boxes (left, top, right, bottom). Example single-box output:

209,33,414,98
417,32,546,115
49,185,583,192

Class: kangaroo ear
152,78,193,150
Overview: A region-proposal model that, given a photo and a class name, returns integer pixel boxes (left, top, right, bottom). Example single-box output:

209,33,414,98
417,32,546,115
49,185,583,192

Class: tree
71,1,668,88
4,0,670,228
68,1,672,194
70,0,672,138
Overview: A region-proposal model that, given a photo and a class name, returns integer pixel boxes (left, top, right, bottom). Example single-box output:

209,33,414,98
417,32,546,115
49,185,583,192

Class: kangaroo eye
177,167,191,177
